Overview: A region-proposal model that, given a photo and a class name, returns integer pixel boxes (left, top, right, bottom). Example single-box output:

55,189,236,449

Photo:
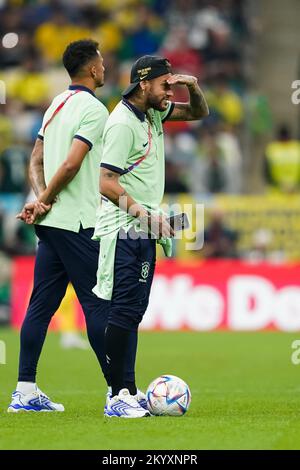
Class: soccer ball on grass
146,374,191,416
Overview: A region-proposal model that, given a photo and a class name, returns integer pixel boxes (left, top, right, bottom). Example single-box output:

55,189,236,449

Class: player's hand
167,74,198,88
16,201,52,224
29,201,52,224
16,202,35,222
147,213,175,239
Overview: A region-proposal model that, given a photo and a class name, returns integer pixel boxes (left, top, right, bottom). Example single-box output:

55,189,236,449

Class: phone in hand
167,213,190,231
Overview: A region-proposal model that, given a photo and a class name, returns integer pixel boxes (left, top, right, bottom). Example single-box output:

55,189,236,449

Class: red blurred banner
11,257,85,331
12,257,300,331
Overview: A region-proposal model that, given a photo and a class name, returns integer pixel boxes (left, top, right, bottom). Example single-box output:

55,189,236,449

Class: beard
147,94,168,111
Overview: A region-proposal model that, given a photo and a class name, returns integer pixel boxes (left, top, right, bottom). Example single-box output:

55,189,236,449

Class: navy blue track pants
18,225,137,384
109,229,156,331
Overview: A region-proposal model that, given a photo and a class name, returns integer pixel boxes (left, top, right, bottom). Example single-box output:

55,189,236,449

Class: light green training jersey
37,85,108,232
93,98,174,238
92,98,174,300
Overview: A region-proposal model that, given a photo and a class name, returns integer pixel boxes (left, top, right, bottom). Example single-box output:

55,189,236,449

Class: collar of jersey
122,98,145,122
69,85,96,97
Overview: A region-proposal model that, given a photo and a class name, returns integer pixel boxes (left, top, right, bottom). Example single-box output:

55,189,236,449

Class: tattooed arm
17,138,51,223
18,138,91,224
100,168,174,237
166,74,209,121
100,167,148,218
29,138,46,197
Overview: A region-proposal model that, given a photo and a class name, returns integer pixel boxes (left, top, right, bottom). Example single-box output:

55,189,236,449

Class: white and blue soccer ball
146,374,191,416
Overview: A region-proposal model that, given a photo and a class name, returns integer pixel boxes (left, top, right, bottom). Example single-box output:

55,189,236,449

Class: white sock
107,386,112,395
16,382,37,395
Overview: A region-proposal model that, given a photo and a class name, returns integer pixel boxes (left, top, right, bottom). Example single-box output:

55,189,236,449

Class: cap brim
122,82,139,97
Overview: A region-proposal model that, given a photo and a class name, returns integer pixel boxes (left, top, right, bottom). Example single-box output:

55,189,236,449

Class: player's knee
109,307,145,331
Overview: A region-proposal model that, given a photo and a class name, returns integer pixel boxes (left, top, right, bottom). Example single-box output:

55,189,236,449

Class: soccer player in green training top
92,55,209,418
7,40,137,413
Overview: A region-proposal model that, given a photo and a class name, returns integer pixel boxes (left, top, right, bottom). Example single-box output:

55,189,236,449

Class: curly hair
62,39,99,78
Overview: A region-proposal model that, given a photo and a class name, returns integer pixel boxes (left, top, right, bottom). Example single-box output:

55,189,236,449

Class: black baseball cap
122,55,172,97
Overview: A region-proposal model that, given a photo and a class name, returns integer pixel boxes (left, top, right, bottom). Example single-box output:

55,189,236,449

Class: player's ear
140,80,150,94
90,65,97,79
140,81,146,92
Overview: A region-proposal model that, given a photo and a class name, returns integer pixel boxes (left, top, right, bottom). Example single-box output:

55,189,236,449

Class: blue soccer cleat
7,389,65,413
104,388,150,418
105,387,149,412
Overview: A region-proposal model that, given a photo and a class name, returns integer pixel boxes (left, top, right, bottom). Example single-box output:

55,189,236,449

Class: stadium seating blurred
0,0,299,327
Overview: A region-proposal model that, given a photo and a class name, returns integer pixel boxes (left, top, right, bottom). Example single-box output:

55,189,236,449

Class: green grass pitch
0,328,300,450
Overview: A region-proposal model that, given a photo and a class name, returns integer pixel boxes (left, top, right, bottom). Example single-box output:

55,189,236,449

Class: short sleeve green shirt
93,98,174,237
37,85,108,232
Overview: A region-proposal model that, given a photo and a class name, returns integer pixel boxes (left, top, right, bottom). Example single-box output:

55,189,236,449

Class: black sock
105,324,131,397
124,381,137,395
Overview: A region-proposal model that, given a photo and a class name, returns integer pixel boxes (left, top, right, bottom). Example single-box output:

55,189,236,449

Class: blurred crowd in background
0,0,300,320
